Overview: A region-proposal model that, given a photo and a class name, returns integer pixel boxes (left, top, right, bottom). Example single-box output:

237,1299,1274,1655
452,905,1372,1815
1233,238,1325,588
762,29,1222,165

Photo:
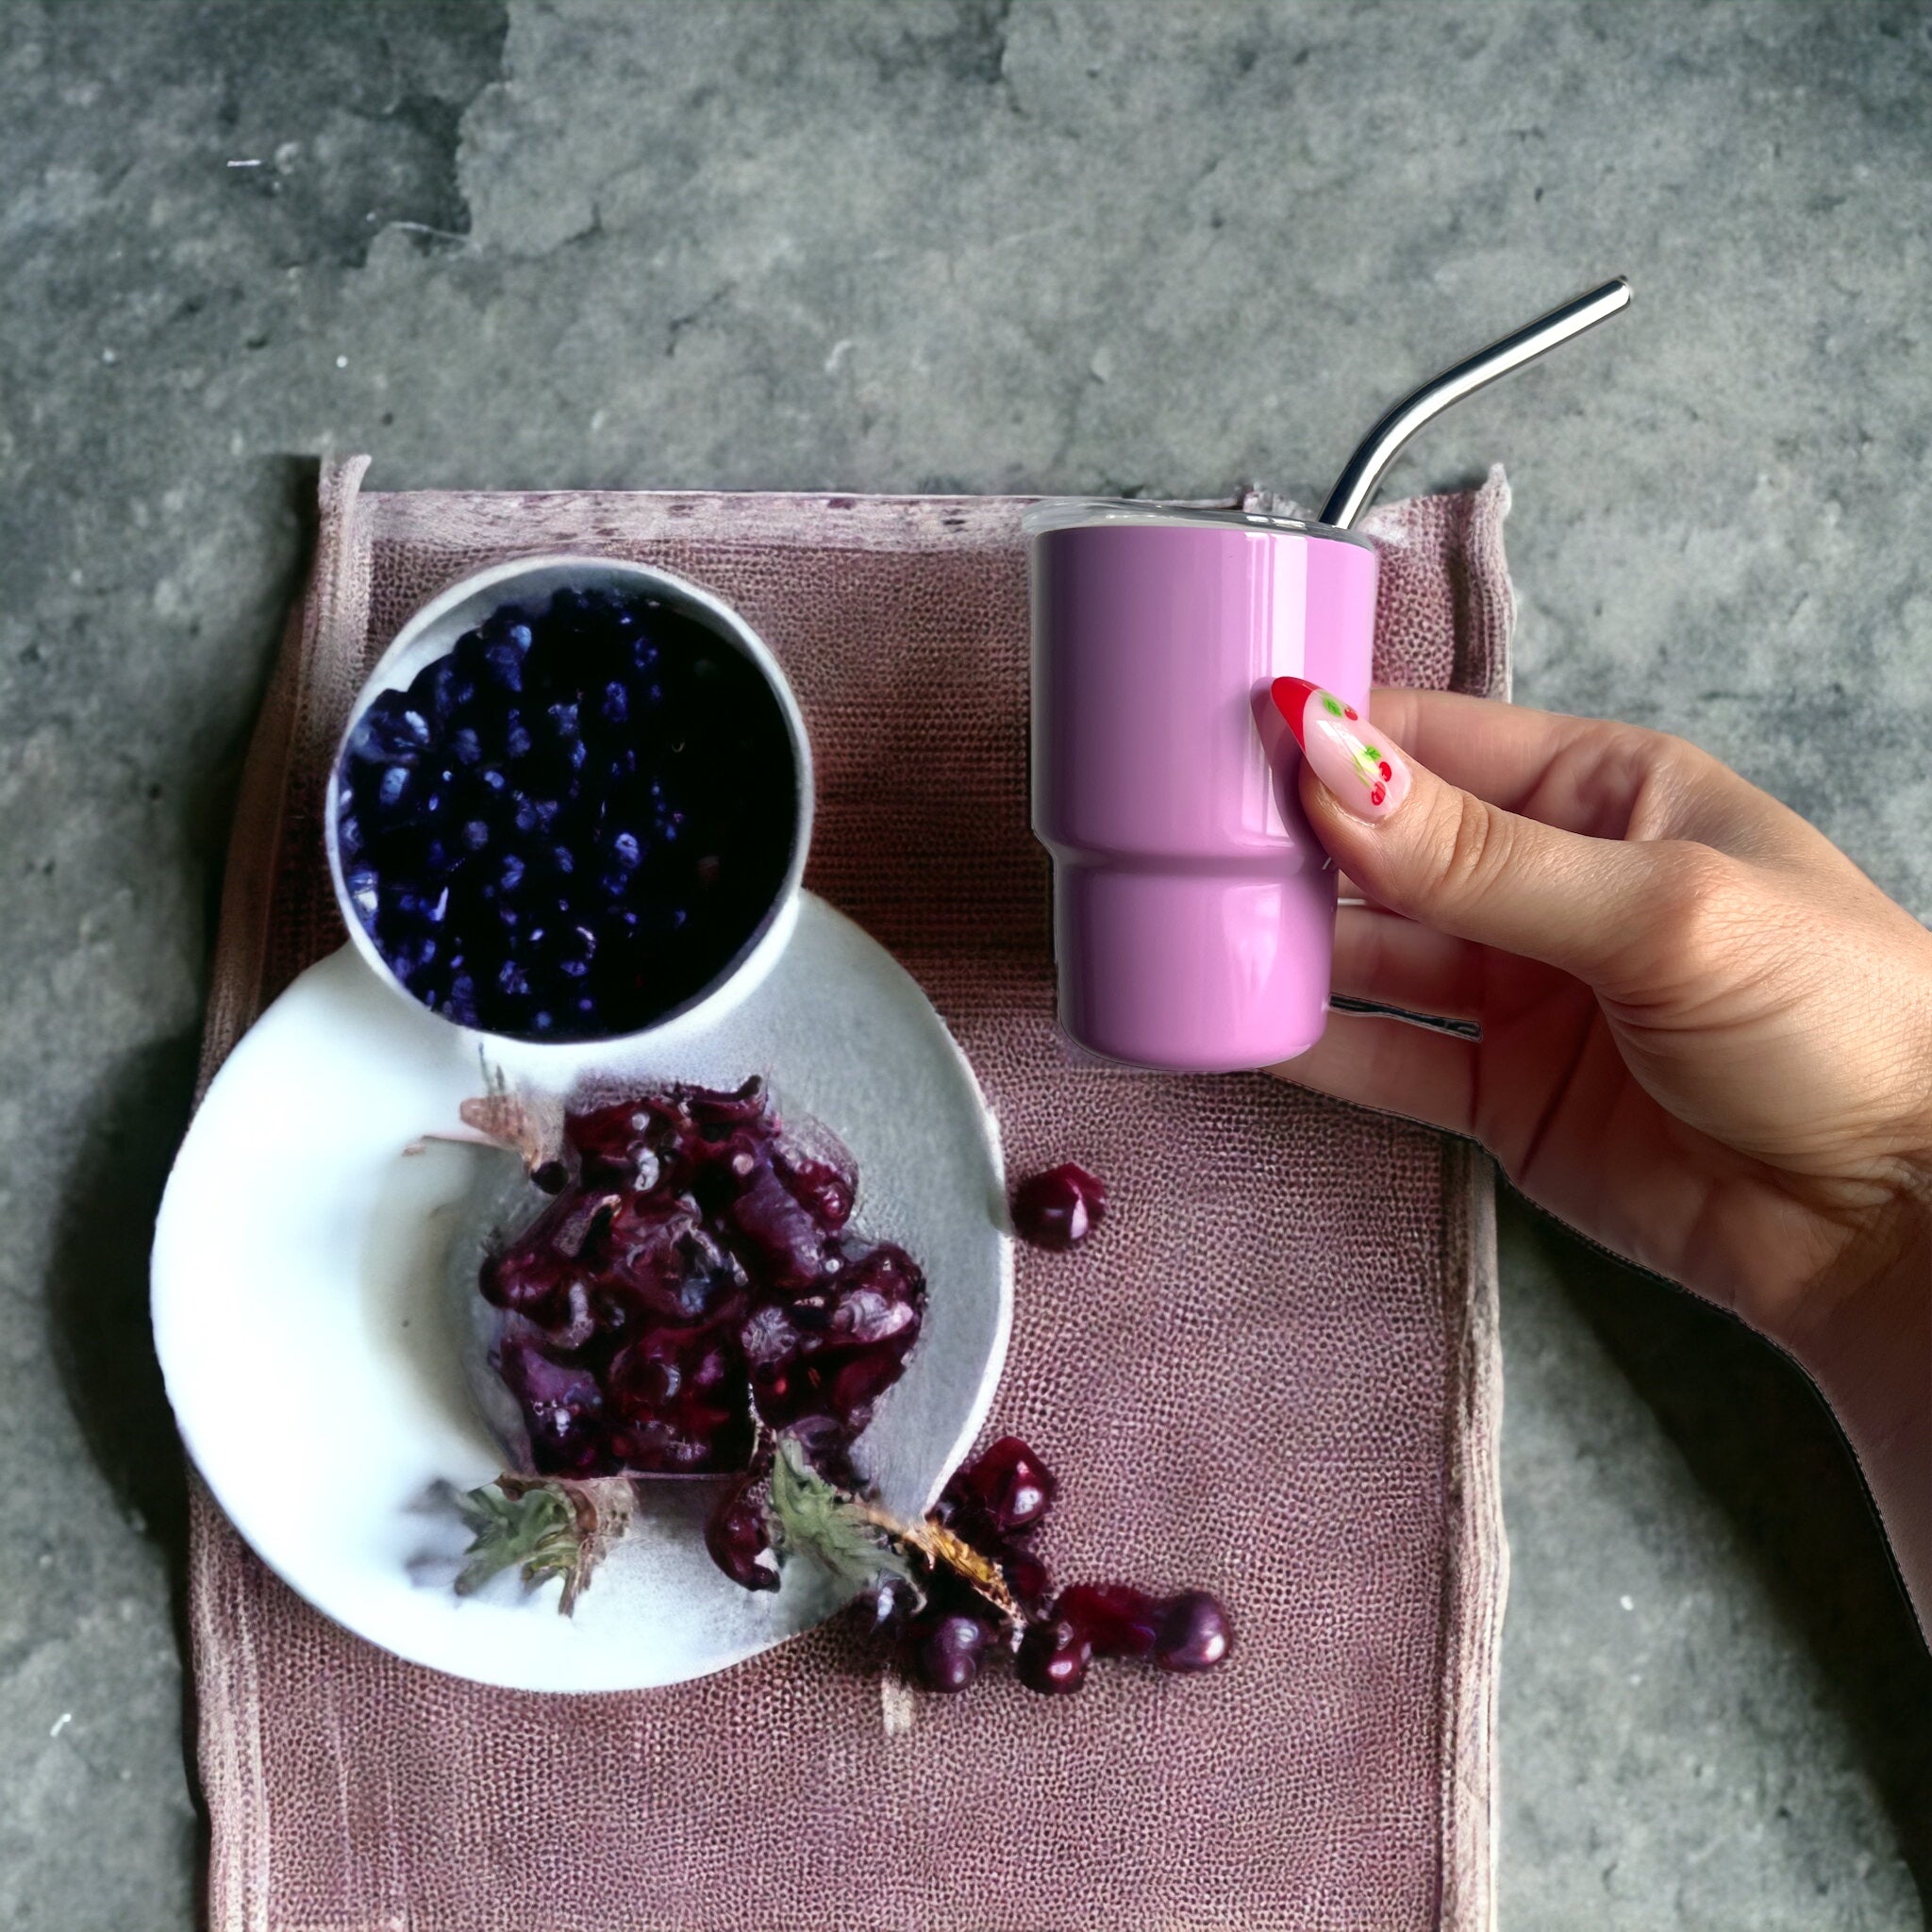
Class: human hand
1269,678,1932,1623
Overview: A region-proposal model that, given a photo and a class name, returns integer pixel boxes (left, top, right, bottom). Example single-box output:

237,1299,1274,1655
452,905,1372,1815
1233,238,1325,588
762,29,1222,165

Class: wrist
1793,1173,1932,1636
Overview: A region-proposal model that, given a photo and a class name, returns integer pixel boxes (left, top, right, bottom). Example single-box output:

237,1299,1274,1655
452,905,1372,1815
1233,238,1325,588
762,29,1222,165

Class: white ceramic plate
152,894,1012,1691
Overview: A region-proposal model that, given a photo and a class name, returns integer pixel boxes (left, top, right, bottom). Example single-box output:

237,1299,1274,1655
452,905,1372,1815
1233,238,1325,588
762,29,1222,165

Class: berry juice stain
335,588,797,1041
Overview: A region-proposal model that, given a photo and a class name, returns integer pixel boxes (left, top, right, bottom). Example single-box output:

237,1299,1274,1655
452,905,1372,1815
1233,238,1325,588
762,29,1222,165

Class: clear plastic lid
1021,498,1374,548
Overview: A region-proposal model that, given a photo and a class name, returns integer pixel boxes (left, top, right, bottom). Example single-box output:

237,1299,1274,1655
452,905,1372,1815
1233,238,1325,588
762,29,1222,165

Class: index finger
1362,688,1665,839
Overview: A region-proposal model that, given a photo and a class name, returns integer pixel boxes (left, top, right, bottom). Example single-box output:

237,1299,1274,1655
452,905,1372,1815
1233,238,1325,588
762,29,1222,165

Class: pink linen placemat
190,460,1512,1932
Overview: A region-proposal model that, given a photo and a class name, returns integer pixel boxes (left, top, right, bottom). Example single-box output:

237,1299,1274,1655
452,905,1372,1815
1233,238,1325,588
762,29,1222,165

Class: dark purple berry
1011,1163,1107,1250
912,1612,992,1693
1054,1583,1162,1659
1153,1591,1234,1673
1016,1615,1091,1695
998,1544,1053,1614
704,1472,778,1592
956,1436,1058,1534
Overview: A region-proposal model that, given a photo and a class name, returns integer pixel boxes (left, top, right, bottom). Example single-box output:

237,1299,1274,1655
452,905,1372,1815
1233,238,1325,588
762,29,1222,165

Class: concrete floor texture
4,1,1928,1925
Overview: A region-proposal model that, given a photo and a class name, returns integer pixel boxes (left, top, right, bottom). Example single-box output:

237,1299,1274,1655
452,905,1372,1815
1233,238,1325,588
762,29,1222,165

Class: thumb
1272,677,1669,986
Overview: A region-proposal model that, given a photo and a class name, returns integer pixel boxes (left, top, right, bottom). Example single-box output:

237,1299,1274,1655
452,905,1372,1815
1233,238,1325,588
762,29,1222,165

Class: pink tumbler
1027,503,1378,1073
1024,279,1634,1072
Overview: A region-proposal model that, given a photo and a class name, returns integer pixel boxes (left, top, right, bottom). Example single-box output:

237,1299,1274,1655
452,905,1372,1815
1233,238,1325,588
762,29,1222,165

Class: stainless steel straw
1320,277,1632,529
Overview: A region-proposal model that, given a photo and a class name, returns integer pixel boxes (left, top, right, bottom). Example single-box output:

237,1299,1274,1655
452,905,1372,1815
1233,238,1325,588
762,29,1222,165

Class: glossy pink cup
1027,503,1379,1073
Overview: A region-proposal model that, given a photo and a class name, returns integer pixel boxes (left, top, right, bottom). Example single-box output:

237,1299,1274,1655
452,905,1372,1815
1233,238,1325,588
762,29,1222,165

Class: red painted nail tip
1270,676,1318,746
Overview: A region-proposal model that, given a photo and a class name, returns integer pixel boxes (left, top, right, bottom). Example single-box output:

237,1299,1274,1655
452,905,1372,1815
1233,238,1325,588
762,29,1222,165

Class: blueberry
481,641,525,691
388,933,439,982
400,884,450,924
347,695,430,764
482,608,534,648
345,866,379,930
328,581,802,1043
410,657,475,724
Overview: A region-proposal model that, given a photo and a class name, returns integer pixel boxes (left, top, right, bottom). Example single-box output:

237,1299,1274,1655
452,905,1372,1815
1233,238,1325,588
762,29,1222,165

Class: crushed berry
335,588,797,1041
1010,1162,1108,1250
481,1079,923,1479
1053,1582,1162,1659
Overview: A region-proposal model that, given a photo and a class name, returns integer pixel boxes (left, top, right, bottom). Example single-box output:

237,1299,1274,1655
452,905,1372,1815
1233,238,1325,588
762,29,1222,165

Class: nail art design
1269,676,1411,821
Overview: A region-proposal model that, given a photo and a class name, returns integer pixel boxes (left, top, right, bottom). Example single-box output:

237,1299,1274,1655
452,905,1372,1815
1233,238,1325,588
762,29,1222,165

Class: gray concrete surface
3,2,1928,1925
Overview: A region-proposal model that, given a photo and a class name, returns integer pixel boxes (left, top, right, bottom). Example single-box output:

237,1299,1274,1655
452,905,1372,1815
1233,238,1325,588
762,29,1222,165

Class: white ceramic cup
324,554,812,1086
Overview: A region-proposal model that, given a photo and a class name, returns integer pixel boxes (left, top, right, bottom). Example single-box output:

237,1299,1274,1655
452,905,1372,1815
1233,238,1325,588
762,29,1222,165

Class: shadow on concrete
44,1031,203,1580
1509,1191,1932,1912
40,455,323,1929
43,450,323,1581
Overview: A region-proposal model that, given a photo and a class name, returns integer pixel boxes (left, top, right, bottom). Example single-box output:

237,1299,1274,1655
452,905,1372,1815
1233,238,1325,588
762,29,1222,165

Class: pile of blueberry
481,1080,924,1480
334,587,797,1041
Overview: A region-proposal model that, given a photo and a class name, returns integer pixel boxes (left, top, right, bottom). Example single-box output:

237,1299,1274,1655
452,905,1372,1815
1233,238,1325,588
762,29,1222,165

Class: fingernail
1269,677,1411,822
